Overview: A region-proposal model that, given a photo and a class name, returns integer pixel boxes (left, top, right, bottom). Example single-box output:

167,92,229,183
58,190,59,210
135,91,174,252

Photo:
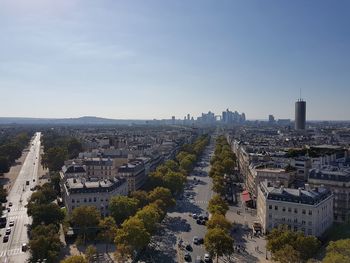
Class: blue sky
0,0,349,120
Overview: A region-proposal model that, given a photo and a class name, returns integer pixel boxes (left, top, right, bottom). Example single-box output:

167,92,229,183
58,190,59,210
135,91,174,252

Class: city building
62,176,128,216
295,99,306,130
308,167,350,223
83,157,115,178
118,159,146,192
257,181,333,237
268,115,275,124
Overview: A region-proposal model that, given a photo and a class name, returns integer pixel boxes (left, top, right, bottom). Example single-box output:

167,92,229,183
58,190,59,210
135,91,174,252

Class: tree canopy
109,196,139,225
323,239,350,263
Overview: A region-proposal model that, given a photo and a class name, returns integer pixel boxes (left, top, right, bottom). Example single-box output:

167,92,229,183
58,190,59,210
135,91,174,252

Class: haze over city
0,0,349,120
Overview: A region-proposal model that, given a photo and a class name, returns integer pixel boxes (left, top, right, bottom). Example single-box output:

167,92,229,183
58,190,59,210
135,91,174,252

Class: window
294,226,298,232
288,207,292,212
301,228,305,233
269,214,272,218
308,229,312,235
275,206,278,211
88,198,92,202
282,207,286,212
282,218,286,222
72,199,75,203
77,200,80,203
93,197,97,202
302,220,306,225
294,218,298,223
302,209,306,215
308,221,312,226
294,208,298,214
287,225,291,230
269,205,272,210
308,210,312,215
84,198,87,203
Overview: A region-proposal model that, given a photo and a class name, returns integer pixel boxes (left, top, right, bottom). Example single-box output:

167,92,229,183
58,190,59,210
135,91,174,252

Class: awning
241,191,251,202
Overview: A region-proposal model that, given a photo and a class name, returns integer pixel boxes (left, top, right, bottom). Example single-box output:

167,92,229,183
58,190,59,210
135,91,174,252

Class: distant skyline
0,0,349,120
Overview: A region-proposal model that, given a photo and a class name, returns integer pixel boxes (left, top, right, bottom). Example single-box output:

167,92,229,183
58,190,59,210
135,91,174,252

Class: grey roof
65,176,126,194
260,181,332,206
309,167,350,182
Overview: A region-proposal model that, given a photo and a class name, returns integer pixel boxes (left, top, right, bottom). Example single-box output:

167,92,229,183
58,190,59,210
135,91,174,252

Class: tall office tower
268,114,275,124
295,99,306,130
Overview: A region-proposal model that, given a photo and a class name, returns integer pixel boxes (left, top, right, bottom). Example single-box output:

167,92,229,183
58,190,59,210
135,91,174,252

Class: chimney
298,187,302,196
305,183,310,191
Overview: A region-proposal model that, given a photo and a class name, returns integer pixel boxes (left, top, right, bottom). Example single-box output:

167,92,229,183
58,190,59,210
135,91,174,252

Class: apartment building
83,157,115,178
118,159,146,192
62,177,128,216
257,181,333,237
308,167,350,223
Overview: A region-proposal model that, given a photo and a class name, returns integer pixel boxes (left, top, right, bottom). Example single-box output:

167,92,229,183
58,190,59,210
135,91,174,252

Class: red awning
241,191,251,202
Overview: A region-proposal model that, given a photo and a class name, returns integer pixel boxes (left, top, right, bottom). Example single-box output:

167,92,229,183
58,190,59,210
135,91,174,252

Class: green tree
163,171,186,195
29,224,62,263
28,203,65,227
207,214,232,231
98,216,117,252
0,156,10,174
273,244,301,263
148,187,175,210
212,176,226,195
135,204,161,234
323,239,350,263
70,206,101,243
130,190,149,208
66,138,83,159
109,196,139,225
85,245,97,263
60,255,87,263
164,160,180,172
41,146,68,171
208,195,229,215
115,217,151,259
204,227,234,263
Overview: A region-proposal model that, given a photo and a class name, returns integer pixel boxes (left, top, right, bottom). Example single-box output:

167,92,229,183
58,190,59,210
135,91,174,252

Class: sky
0,0,349,120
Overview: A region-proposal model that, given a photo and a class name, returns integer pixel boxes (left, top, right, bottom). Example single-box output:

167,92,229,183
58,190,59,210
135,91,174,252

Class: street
0,132,41,263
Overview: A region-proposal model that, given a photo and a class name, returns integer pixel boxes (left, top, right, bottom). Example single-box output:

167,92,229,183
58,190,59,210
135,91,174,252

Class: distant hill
0,116,148,125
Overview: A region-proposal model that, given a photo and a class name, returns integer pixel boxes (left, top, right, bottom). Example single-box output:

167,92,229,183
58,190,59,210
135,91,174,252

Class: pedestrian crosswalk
8,207,25,212
0,248,23,258
177,200,208,204
7,215,23,221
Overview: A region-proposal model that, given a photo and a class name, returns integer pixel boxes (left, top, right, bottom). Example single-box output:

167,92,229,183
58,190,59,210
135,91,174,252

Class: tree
208,195,229,215
163,160,180,172
179,157,194,174
273,244,301,263
267,227,320,262
0,156,10,174
85,245,97,263
70,206,101,243
148,187,175,210
41,146,68,171
28,203,65,227
115,217,151,258
212,176,226,195
66,138,83,159
207,214,232,231
323,239,350,263
130,190,149,208
60,256,87,263
135,204,161,234
204,228,234,263
163,171,186,195
98,216,117,252
109,196,139,225
29,224,62,263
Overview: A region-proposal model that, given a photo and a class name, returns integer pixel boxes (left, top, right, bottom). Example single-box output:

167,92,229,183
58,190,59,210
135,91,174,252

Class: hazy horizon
1,0,349,120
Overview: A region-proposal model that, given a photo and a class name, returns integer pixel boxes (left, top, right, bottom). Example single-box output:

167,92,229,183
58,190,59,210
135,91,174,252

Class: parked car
193,214,198,219
3,235,9,243
9,221,14,227
196,219,202,224
185,243,192,251
5,228,11,235
193,236,199,245
21,243,28,252
198,237,204,244
195,255,202,263
184,253,191,262
8,202,12,207
204,253,211,262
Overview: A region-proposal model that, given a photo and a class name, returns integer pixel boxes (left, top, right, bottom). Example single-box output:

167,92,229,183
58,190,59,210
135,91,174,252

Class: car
21,243,28,252
198,237,204,244
33,179,35,182
5,228,11,235
203,215,209,221
201,219,206,225
204,253,211,262
193,236,199,245
8,202,12,207
9,221,14,227
184,253,191,261
3,235,9,243
192,214,198,219
196,219,201,224
185,243,192,251
198,215,204,220
7,208,10,212
195,256,202,263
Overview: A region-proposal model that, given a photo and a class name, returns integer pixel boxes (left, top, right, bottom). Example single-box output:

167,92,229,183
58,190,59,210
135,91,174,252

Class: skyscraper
295,99,306,130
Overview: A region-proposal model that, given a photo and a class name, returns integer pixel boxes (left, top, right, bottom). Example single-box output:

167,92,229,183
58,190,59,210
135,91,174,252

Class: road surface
0,132,41,263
